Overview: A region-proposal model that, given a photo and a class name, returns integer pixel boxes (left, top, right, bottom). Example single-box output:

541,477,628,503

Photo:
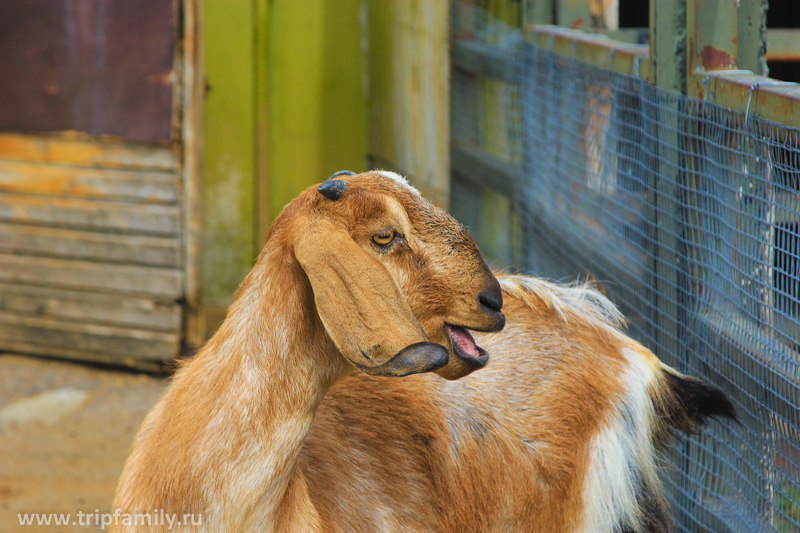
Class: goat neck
113,234,346,532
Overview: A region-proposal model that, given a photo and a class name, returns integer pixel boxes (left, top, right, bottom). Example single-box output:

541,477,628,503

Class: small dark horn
318,179,348,201
327,170,357,180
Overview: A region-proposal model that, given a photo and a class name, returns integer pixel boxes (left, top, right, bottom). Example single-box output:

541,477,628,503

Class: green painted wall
268,0,368,221
203,0,258,307
202,0,367,311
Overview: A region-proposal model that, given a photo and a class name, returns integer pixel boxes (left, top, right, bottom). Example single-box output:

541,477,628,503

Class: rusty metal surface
699,71,800,128
0,0,176,143
526,15,797,130
555,0,618,31
541,27,800,62
687,0,739,87
525,25,652,81
767,29,800,62
698,45,736,70
555,0,592,30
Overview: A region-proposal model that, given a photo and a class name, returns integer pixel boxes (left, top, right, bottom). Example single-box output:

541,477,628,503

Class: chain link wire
450,3,799,531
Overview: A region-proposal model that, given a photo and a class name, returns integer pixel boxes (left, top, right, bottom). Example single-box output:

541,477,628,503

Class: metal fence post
686,0,738,97
651,0,697,528
737,0,768,77
651,1,687,366
522,0,552,26
653,0,687,95
665,2,773,530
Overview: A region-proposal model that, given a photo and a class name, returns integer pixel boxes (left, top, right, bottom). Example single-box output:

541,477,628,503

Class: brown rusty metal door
0,0,198,371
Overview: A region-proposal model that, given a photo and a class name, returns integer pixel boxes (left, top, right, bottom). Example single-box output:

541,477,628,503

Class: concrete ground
0,354,168,532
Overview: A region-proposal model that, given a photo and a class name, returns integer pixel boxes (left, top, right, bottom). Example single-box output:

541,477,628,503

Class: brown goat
112,171,505,532
299,274,736,533
113,171,734,532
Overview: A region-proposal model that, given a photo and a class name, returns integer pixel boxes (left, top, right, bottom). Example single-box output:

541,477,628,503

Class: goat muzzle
477,280,505,332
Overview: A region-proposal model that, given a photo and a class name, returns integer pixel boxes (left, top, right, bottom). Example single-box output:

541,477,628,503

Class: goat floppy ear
294,220,448,377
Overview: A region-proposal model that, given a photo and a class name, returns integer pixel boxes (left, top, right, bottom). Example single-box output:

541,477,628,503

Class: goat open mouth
444,324,489,368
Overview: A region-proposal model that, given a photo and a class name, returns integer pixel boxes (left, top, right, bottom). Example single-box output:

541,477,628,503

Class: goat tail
654,365,738,435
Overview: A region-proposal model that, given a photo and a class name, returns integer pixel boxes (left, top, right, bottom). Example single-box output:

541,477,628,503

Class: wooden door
0,0,201,371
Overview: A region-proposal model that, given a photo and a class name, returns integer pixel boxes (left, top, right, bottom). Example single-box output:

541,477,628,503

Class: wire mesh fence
450,3,800,532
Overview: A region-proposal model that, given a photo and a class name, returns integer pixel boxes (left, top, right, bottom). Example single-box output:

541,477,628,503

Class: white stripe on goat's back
580,348,662,533
497,274,625,329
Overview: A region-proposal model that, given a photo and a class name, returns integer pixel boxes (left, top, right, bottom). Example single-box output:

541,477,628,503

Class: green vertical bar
737,0,768,76
556,0,593,30
202,0,367,313
255,0,271,248
479,0,520,268
268,0,367,221
366,0,395,171
522,0,553,26
651,0,690,520
651,0,686,364
687,0,738,97
653,0,687,93
203,0,257,307
521,0,548,271
652,0,688,380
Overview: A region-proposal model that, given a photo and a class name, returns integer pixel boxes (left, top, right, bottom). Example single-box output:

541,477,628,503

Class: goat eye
372,231,396,247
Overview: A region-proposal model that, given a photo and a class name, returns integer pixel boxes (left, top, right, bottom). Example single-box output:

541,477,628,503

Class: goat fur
299,274,736,533
113,172,735,532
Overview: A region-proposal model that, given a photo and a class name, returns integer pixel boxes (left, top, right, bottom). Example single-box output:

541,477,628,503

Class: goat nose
479,287,503,313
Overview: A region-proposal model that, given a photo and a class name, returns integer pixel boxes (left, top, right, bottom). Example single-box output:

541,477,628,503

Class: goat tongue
447,326,480,358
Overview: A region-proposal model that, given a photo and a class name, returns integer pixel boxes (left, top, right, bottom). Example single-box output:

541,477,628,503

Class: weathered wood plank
0,192,180,236
0,283,181,331
0,312,180,361
0,160,179,204
181,0,205,346
0,340,171,371
0,282,181,331
0,223,181,267
0,133,178,172
0,254,183,298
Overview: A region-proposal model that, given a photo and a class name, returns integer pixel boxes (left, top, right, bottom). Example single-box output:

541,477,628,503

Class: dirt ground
0,354,168,532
